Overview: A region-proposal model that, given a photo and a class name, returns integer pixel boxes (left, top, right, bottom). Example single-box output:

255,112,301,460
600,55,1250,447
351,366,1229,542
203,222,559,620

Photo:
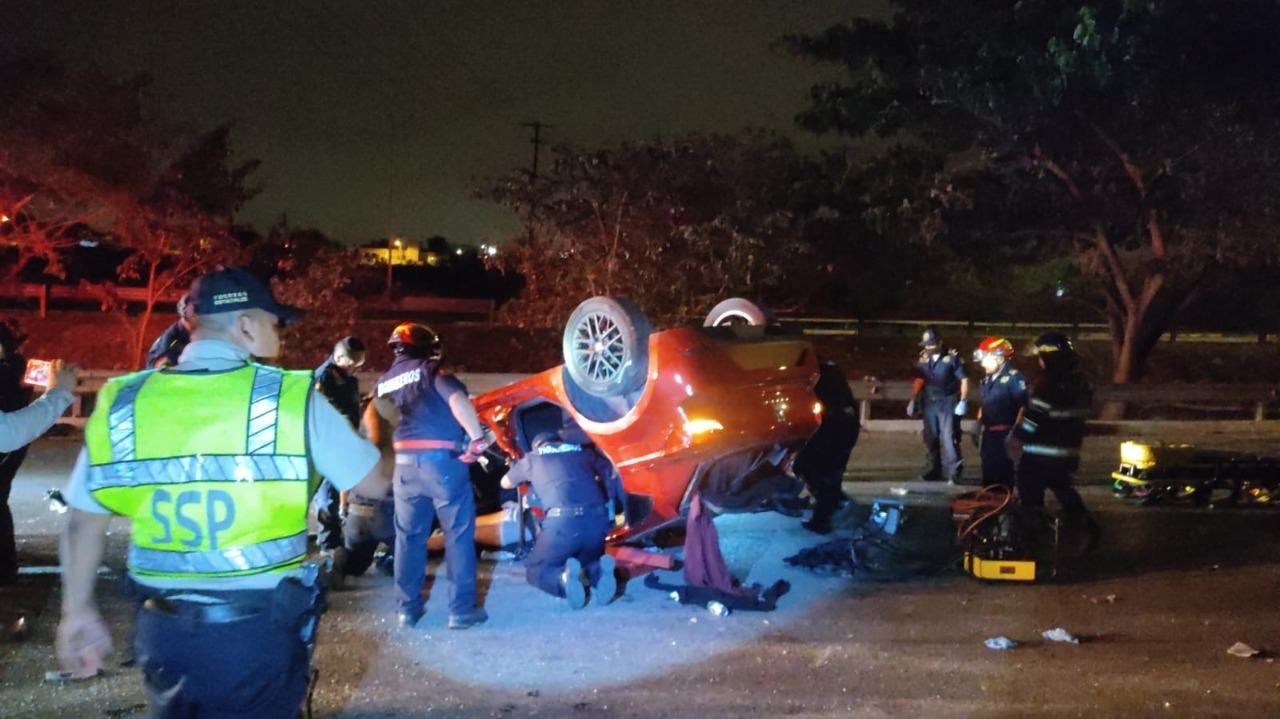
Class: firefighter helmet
974,336,1014,362
388,322,442,361
1026,332,1074,356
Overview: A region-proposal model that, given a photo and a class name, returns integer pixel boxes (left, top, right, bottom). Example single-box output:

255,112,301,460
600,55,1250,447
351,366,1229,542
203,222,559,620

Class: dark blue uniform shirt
375,355,467,444
506,441,614,510
979,364,1027,429
915,348,967,400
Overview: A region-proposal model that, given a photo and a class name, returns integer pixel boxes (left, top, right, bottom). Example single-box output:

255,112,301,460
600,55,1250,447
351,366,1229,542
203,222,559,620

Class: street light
386,237,402,296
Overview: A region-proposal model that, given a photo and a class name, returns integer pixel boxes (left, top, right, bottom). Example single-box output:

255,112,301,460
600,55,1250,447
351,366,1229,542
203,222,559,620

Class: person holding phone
0,322,79,585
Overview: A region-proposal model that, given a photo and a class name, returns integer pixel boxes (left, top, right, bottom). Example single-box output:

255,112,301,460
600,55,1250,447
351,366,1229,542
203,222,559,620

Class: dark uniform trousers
393,451,478,616
794,412,859,526
133,592,310,719
343,496,395,576
1017,454,1088,519
0,446,29,582
980,428,1015,488
921,392,962,481
524,513,611,597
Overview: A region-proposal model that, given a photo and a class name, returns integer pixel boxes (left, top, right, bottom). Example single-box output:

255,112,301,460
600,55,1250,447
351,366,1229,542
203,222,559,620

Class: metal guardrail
0,284,495,320
786,317,1276,344
55,372,1280,428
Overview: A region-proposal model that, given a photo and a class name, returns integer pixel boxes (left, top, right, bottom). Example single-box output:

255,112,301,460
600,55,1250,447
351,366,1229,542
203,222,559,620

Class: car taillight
683,418,724,437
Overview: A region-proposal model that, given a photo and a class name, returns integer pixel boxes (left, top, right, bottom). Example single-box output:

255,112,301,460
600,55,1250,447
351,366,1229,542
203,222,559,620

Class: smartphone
23,359,54,387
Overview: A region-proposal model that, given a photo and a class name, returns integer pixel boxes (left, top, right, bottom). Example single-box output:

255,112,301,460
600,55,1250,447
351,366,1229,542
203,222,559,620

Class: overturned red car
471,297,823,543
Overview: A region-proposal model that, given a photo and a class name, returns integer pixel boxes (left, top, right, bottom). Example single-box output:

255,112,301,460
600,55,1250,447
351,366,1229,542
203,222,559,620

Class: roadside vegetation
5,2,1280,383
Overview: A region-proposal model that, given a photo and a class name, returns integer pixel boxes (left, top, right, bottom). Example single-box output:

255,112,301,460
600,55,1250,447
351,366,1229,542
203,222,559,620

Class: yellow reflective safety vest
85,364,314,581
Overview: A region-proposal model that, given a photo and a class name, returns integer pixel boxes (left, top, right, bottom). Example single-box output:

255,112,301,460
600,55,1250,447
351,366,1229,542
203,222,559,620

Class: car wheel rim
570,311,625,384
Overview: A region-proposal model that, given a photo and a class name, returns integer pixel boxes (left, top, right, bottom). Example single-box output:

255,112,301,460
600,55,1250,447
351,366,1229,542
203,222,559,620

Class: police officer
906,327,969,483
144,293,193,369
501,431,620,608
372,323,489,630
56,267,381,718
973,337,1028,488
1007,332,1098,551
312,335,366,580
793,359,860,534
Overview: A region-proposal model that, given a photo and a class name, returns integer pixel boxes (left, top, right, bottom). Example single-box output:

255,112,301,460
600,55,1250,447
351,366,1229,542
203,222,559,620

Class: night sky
2,1,886,246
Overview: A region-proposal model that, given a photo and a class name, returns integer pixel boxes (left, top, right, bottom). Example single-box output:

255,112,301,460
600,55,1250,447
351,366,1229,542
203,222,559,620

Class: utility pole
520,121,553,178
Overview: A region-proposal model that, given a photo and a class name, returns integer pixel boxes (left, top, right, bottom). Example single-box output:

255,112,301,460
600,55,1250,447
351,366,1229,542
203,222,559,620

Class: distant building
357,238,442,266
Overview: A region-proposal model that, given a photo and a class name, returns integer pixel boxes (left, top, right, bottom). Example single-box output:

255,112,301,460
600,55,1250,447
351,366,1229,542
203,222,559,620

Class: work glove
954,400,968,417
459,438,489,464
970,423,982,448
906,400,917,418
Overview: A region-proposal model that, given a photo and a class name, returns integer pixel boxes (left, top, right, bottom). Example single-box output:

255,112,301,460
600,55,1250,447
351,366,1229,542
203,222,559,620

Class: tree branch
1086,119,1146,199
1030,145,1083,201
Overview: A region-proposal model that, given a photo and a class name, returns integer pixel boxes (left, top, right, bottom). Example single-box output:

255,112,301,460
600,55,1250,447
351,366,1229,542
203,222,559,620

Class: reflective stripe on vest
1023,444,1081,458
84,365,312,580
128,532,308,576
86,454,311,490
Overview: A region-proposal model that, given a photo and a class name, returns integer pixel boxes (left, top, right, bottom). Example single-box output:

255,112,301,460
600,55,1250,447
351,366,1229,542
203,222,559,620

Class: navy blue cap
187,267,303,327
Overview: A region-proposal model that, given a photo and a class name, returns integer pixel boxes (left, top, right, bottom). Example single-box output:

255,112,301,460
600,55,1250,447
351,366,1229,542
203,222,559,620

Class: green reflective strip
128,532,308,576
248,368,284,455
107,373,154,463
1023,444,1080,458
85,455,310,491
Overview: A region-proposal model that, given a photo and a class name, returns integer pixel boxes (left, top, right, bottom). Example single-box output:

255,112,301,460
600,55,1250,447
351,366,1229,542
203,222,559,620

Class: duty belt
545,505,609,518
143,597,264,624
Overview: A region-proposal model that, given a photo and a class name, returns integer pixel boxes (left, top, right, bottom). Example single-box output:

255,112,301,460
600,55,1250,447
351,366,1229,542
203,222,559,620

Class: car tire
562,296,651,398
703,298,771,327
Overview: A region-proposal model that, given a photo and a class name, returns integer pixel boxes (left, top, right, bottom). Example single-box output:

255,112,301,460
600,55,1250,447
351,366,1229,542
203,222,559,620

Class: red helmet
388,322,442,361
974,336,1014,362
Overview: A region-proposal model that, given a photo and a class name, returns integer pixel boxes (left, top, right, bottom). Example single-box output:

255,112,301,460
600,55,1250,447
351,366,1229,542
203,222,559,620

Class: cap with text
187,266,303,327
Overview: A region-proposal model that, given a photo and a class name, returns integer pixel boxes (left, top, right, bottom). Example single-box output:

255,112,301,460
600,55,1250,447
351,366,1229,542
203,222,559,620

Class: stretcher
1111,440,1278,506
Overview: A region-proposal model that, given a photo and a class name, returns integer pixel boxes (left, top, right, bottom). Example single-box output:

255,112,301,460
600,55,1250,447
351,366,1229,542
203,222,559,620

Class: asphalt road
3,423,1280,718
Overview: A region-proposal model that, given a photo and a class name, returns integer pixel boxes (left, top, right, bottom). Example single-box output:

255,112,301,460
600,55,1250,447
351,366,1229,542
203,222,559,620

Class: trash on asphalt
1042,627,1081,644
984,636,1018,650
706,601,730,616
45,488,69,514
1227,642,1261,658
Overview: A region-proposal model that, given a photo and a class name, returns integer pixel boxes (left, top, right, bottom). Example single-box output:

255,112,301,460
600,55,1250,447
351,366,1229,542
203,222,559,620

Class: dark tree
478,132,820,327
787,1,1280,382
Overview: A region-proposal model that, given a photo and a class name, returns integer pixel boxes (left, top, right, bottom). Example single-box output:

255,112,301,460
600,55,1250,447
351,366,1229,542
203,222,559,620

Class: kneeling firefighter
502,431,623,608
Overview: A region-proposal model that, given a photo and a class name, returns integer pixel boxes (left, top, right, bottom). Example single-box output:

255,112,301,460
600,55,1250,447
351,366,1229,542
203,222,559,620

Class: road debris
1042,627,1081,644
984,636,1018,650
1227,642,1261,658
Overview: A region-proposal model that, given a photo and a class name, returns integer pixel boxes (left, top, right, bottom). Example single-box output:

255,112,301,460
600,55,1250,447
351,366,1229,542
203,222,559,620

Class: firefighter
1008,332,1098,552
372,323,489,630
906,327,970,483
56,266,382,718
501,431,620,608
793,359,860,534
972,337,1028,488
